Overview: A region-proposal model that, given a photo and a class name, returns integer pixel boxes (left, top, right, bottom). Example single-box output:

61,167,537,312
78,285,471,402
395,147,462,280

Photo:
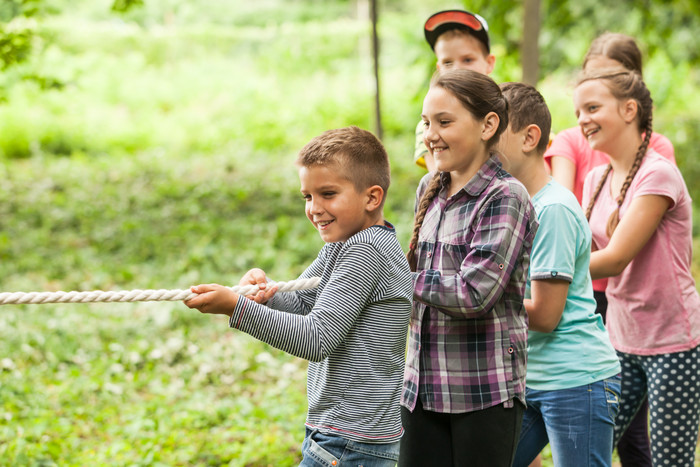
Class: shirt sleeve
413,193,536,318
414,120,428,169
264,247,327,315
543,128,579,164
229,242,384,362
529,204,579,282
649,132,676,163
630,159,683,210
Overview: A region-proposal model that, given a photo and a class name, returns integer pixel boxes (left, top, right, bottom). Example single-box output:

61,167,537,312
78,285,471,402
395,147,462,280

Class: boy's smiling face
299,164,380,243
435,32,495,75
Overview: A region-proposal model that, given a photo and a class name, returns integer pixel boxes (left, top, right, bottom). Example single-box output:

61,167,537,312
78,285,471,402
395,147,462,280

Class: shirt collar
439,154,502,198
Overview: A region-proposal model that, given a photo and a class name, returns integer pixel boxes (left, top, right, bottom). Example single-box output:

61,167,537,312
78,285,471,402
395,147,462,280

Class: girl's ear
621,98,639,124
481,111,500,141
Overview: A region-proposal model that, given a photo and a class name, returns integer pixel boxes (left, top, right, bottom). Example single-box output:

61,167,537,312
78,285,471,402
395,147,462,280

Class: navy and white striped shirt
230,222,412,443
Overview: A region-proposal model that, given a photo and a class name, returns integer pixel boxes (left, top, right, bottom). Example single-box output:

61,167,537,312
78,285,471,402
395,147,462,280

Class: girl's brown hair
581,69,653,236
406,69,508,271
583,32,643,75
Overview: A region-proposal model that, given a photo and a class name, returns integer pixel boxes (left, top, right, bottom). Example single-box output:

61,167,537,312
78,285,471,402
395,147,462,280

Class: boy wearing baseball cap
414,9,496,172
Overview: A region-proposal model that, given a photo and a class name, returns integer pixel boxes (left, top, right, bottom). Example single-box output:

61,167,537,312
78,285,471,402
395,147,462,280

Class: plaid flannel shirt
402,156,538,413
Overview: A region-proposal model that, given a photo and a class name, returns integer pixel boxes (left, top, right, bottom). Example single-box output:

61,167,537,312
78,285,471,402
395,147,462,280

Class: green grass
2,0,700,465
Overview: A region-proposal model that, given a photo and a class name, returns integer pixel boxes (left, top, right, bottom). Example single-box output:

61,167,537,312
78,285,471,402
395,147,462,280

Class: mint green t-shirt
526,180,620,390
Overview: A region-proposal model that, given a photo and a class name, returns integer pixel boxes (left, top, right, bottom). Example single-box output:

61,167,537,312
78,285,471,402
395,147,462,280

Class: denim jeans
300,428,400,467
512,375,621,467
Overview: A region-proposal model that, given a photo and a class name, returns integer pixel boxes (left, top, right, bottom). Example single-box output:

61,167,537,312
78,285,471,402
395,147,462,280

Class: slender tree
522,0,541,85
370,0,382,139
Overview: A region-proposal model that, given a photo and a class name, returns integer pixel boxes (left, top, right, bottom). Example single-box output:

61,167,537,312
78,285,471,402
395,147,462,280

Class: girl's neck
605,131,644,175
448,151,491,197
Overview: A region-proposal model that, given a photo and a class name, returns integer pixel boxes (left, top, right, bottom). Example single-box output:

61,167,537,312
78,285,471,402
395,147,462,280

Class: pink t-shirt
546,128,675,292
545,127,675,203
583,151,700,355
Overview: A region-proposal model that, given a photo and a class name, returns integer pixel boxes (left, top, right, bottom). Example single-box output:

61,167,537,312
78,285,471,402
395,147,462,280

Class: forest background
1,0,700,465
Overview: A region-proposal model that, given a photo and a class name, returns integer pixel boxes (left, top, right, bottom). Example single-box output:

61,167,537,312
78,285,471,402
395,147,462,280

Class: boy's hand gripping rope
0,277,321,305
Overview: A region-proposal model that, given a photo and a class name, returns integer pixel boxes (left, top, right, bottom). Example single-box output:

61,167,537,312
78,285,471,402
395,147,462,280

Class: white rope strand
0,277,321,305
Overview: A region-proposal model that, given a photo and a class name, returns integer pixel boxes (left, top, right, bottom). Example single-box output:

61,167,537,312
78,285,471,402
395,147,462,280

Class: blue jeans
513,375,621,467
300,428,400,467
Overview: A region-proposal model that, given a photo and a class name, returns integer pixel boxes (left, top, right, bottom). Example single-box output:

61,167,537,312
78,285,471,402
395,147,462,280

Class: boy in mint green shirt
496,82,621,466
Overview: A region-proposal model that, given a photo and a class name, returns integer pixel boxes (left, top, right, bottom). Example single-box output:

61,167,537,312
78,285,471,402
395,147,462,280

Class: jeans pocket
302,431,344,467
604,374,621,421
306,438,340,466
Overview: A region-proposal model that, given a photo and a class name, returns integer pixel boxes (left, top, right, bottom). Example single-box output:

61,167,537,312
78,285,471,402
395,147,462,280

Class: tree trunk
522,0,541,86
370,0,382,140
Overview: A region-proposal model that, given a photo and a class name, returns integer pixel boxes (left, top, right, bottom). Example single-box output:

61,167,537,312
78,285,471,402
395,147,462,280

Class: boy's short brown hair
500,82,552,155
296,126,390,200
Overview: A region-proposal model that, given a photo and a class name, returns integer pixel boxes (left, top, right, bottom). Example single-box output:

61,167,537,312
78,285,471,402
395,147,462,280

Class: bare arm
590,194,671,279
525,279,569,333
549,156,576,192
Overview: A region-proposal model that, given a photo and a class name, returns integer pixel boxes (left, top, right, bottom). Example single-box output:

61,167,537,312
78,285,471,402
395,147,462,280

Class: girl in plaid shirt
399,69,538,466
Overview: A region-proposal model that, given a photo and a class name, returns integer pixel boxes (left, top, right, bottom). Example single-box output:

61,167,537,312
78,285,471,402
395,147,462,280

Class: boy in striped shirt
185,126,412,466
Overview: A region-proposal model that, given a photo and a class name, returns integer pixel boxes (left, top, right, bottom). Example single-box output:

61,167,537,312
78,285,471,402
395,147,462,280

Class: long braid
406,173,444,272
605,115,653,236
578,68,654,238
585,164,613,221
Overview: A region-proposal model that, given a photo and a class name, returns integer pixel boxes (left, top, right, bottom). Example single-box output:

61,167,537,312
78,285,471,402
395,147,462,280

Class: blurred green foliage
0,0,699,465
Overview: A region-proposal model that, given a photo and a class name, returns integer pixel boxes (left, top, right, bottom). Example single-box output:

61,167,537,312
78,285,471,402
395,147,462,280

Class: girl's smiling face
421,86,491,178
574,79,632,155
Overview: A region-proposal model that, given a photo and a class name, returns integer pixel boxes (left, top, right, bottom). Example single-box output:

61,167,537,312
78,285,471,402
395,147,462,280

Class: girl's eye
302,194,311,201
422,120,429,128
440,120,451,126
323,192,336,198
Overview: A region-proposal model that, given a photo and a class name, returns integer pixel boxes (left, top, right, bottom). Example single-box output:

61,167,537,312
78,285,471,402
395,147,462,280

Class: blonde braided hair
582,69,653,237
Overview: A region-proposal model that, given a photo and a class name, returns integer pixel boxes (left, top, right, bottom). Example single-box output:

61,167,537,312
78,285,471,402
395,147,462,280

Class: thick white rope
0,277,321,305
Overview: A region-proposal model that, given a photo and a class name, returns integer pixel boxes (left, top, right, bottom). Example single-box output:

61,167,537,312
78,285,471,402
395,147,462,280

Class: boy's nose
308,199,323,215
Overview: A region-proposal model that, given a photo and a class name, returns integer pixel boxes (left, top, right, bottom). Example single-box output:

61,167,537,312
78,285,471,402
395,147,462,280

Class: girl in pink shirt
578,69,700,466
546,33,675,467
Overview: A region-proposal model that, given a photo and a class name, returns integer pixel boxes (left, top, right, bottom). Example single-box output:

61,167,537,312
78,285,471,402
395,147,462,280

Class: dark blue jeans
300,428,400,467
513,375,621,467
594,290,652,467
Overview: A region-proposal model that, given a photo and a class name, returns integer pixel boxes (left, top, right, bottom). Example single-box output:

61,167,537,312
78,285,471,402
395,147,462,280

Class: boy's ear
522,124,542,154
365,185,384,212
481,111,500,141
622,98,638,123
485,54,496,75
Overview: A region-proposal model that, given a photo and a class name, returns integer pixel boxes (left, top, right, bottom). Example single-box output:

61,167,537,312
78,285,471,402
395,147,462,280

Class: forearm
413,266,505,318
589,249,626,280
525,279,569,333
230,297,329,361
524,298,564,333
